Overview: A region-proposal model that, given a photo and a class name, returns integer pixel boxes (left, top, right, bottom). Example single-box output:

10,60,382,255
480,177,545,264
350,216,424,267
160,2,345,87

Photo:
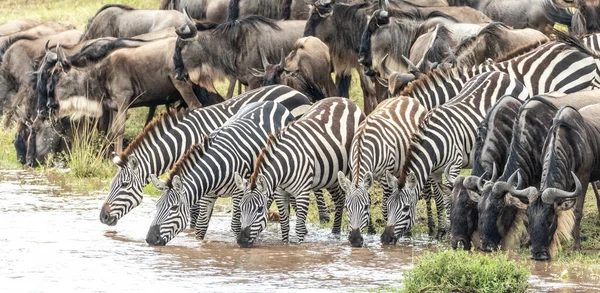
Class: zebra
145,101,294,245
337,96,428,247
397,37,600,109
381,71,529,244
100,85,316,231
234,97,365,247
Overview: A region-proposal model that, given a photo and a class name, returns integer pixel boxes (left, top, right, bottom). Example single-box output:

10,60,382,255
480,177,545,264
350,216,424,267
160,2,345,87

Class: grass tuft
64,120,114,178
400,250,530,293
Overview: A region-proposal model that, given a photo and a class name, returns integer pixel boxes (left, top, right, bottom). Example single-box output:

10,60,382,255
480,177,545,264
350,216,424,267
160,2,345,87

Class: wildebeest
252,36,337,99
80,4,185,41
0,30,82,124
449,95,524,251
0,21,75,63
508,103,600,260
454,22,549,67
173,10,305,91
49,37,208,154
446,0,561,31
159,0,368,22
475,91,600,254
0,19,40,36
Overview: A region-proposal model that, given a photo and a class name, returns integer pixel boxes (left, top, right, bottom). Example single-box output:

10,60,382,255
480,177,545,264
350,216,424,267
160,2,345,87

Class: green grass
397,250,530,293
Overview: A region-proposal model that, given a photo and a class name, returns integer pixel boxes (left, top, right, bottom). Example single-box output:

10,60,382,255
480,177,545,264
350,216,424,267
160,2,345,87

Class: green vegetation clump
401,250,530,293
65,121,115,178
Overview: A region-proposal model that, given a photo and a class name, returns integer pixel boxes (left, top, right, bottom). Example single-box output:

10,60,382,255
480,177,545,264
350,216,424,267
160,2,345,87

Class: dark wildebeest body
447,0,557,31
476,90,600,254
0,30,82,124
454,22,549,67
0,21,75,63
173,13,305,91
252,36,336,100
544,0,600,35
159,0,367,22
51,37,208,154
0,19,40,36
508,102,600,260
449,95,523,251
80,4,185,41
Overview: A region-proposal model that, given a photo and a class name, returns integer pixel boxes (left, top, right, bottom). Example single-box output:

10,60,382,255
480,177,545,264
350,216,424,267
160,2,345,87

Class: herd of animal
2,0,600,262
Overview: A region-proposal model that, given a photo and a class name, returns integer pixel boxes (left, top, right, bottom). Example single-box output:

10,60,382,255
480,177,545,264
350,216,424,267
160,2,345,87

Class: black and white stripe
100,85,312,228
383,71,528,244
145,101,294,245
337,97,427,247
235,98,365,247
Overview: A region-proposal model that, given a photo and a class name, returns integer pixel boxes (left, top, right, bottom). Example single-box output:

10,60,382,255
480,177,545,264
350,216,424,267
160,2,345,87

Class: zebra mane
119,109,189,163
398,109,436,185
166,136,210,186
250,132,279,189
352,119,371,186
399,66,464,97
493,39,550,62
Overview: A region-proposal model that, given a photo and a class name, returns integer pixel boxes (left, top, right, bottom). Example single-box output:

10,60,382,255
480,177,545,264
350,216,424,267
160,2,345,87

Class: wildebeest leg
358,69,377,115
172,79,202,108
592,181,600,221
573,190,587,250
336,72,351,98
2,87,27,128
110,107,127,154
145,105,157,126
194,193,218,240
226,77,236,99
314,190,330,223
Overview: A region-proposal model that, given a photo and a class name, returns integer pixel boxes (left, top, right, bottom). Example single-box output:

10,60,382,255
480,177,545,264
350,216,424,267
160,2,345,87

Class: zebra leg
274,190,291,243
314,190,330,223
425,195,435,237
432,183,448,240
295,190,312,243
231,191,242,236
190,203,201,229
195,194,218,240
327,187,344,235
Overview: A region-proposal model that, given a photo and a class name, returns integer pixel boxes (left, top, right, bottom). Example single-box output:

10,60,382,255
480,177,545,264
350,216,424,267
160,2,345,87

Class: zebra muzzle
348,228,364,247
99,203,117,226
237,226,254,248
380,225,398,245
146,225,167,246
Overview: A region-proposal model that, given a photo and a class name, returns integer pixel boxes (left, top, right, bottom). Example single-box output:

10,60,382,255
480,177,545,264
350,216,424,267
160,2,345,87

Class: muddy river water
0,170,599,292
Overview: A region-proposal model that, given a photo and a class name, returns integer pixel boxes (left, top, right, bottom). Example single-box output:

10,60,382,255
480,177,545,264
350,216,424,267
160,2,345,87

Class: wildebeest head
173,9,198,82
251,48,286,86
303,0,338,36
358,8,390,71
509,106,587,261
476,98,560,253
36,41,71,116
376,54,423,97
449,172,484,250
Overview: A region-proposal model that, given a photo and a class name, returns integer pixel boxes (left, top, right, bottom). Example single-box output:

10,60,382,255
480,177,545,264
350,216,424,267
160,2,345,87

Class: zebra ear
172,175,183,192
149,174,167,191
338,171,350,193
384,171,398,192
256,174,268,193
127,155,139,170
234,172,248,191
406,172,416,189
111,152,122,166
363,172,373,189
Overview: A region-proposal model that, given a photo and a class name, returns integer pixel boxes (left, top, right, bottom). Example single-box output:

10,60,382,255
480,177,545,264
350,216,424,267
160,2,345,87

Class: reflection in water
0,170,598,292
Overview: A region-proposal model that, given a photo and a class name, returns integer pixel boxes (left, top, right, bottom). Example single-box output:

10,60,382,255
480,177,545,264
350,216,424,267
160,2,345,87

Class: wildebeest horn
259,47,269,71
401,55,420,73
279,48,285,69
491,162,499,181
379,0,390,11
56,43,68,66
541,171,582,204
476,171,487,192
45,40,50,54
380,54,393,77
177,8,197,38
506,170,538,203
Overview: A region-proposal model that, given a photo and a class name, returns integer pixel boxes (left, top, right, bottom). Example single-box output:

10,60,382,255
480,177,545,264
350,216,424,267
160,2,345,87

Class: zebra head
100,153,146,226
381,171,417,245
338,171,372,247
146,175,190,246
235,172,270,248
